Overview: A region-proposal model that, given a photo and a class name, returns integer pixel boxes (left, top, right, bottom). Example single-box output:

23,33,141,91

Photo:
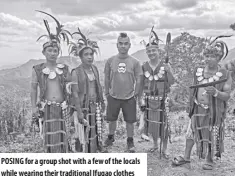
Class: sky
0,0,235,66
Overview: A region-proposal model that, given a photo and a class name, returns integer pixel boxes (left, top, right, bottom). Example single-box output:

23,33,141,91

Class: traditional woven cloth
187,104,224,158
145,96,169,140
42,103,71,153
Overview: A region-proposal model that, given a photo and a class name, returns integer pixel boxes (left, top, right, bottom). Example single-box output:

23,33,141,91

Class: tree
167,32,207,109
230,23,235,31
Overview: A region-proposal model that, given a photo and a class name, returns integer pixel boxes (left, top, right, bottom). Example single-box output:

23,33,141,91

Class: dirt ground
1,118,235,176
103,132,235,176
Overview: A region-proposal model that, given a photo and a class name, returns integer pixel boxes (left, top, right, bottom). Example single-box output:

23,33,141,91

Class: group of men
31,11,234,170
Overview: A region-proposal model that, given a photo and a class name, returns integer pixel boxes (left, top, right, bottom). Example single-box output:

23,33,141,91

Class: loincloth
39,100,70,153
73,98,103,153
144,95,169,139
186,100,225,158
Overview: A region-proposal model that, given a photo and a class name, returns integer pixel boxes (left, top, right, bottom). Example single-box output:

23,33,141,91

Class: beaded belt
40,100,68,110
146,95,163,101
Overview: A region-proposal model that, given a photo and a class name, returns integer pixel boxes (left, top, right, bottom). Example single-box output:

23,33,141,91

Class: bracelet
213,90,219,97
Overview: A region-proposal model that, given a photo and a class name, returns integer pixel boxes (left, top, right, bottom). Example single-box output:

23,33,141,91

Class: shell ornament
96,103,103,143
196,67,223,83
144,66,165,81
42,64,64,79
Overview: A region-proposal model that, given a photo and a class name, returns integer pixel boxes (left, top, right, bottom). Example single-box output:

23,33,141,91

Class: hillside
0,56,106,90
0,35,234,92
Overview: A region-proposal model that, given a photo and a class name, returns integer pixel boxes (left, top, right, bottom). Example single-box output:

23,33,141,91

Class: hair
78,46,94,58
118,32,130,40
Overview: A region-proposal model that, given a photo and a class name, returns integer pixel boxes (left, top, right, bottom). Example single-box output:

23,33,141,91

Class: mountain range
0,47,235,90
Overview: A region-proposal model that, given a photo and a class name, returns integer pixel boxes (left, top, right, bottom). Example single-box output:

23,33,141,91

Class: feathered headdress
69,27,99,57
36,10,72,51
203,35,233,61
141,26,163,48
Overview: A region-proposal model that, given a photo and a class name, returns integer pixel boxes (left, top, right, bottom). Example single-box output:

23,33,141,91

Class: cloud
158,11,234,30
0,13,43,35
0,43,11,48
38,0,146,16
162,0,198,10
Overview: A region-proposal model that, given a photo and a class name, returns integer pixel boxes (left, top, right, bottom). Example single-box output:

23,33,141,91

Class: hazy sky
0,0,235,66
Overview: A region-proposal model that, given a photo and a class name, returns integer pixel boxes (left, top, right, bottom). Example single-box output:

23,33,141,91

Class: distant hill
131,44,168,63
0,63,21,70
131,49,148,63
132,47,235,64
0,42,234,91
0,56,107,90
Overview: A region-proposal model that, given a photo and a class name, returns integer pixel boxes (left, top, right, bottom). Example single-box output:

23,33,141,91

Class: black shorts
106,95,137,123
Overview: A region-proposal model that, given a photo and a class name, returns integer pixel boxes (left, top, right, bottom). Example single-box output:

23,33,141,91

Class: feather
63,29,72,37
209,35,233,45
36,35,49,42
35,10,62,34
43,20,51,36
77,27,87,41
152,29,163,43
36,10,71,46
60,32,70,44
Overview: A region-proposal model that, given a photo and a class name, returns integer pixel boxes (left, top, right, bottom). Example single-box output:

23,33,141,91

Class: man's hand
204,86,217,96
77,112,84,124
105,93,109,99
163,63,172,73
101,101,106,112
32,107,39,118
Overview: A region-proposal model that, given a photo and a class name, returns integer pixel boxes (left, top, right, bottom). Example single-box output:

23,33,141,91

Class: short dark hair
119,32,128,38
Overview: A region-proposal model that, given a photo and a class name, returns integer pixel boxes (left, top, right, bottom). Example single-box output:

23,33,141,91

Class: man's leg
109,121,117,135
141,118,150,141
126,122,134,138
202,134,214,170
184,139,195,161
104,96,121,147
147,133,158,152
122,97,137,152
126,122,135,152
162,138,168,154
172,124,195,166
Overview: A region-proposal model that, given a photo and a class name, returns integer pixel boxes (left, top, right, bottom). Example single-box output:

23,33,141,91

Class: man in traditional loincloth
31,11,82,153
172,36,232,170
69,28,105,153
103,32,143,152
138,27,174,158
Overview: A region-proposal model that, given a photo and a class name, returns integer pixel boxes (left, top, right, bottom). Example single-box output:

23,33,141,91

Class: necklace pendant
213,75,219,81
202,79,208,84
56,68,63,75
48,71,57,79
149,75,153,81
197,76,204,82
154,75,159,80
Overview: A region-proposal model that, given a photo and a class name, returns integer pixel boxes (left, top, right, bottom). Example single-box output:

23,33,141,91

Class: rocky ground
1,112,235,176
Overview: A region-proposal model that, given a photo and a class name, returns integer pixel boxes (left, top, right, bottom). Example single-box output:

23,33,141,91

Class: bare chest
45,77,64,102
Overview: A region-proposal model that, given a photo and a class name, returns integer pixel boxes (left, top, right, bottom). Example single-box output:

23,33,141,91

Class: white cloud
1,0,235,65
162,0,198,10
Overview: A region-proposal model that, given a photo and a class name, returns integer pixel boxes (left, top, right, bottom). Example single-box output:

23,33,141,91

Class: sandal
141,134,150,141
171,156,190,166
162,153,170,160
202,163,213,170
148,147,158,153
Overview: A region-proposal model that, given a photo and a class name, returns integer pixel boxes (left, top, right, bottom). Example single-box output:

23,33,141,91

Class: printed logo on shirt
117,63,126,73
